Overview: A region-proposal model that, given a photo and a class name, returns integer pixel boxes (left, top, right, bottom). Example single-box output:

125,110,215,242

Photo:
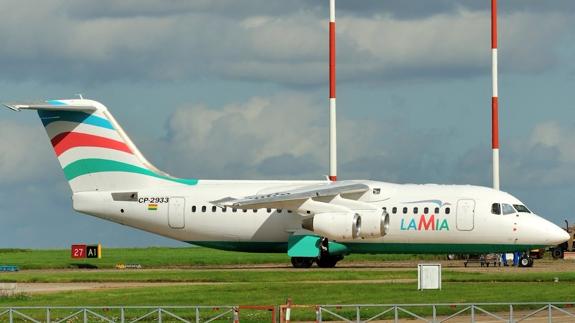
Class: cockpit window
491,203,501,215
513,204,531,213
502,203,515,215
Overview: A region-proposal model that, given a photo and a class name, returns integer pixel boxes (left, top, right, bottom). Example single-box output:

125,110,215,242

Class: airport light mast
491,0,500,190
329,0,337,181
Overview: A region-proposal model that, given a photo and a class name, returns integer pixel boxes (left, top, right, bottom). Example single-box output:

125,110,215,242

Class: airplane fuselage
73,180,563,254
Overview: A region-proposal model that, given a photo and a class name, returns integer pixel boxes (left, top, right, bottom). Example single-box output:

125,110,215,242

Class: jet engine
357,210,390,238
303,212,361,240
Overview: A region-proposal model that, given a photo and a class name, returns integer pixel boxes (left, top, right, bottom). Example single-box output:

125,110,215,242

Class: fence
1,302,574,322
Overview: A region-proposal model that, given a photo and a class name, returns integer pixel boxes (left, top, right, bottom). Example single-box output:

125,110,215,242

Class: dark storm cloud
308,0,575,19
64,1,575,20
0,0,571,86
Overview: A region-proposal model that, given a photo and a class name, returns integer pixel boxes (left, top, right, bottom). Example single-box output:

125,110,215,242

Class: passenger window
232,208,237,213
382,207,387,212
413,207,418,214
201,206,206,212
192,206,196,213
212,206,217,212
392,207,397,214
403,207,408,214
278,209,282,213
253,209,257,213
502,203,515,215
242,209,248,213
434,207,439,214
288,210,293,213
424,207,429,214
445,207,451,215
267,208,272,213
491,203,501,215
222,207,226,213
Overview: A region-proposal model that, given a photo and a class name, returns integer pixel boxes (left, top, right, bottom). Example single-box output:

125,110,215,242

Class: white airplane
3,99,569,268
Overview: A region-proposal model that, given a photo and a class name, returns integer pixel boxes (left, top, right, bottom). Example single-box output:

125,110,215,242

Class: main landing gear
290,255,343,268
290,237,344,268
518,255,534,268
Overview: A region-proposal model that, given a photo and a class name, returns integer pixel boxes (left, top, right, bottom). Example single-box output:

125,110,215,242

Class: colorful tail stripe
37,106,198,188
63,159,198,186
51,132,132,157
39,110,114,130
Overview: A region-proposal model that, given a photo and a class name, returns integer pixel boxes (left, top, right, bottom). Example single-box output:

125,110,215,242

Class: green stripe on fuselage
63,159,198,185
188,241,544,254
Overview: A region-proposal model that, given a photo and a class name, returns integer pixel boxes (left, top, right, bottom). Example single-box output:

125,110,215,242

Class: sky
1,0,574,248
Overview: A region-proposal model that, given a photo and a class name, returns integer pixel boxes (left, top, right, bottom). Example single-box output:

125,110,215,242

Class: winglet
2,103,22,111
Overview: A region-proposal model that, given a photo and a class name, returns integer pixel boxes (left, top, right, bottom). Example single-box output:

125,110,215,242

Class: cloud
454,121,575,189
0,121,58,184
158,93,326,179
152,92,455,182
0,1,570,86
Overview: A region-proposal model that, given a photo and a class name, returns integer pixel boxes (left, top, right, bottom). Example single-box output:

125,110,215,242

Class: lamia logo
400,214,449,231
399,200,451,231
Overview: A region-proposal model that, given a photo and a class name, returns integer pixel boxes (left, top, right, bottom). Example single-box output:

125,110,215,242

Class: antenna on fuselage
328,0,337,181
491,0,500,190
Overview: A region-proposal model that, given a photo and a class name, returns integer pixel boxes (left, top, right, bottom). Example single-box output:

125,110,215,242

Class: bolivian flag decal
148,203,158,211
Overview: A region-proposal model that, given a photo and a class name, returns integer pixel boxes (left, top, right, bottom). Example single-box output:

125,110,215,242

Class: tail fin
4,99,197,192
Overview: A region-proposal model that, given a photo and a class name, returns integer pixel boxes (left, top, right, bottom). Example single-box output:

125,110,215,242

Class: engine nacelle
358,210,390,238
303,212,360,240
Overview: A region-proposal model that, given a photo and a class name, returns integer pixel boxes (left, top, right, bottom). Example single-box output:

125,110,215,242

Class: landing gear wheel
291,257,314,268
552,248,564,259
527,257,534,267
316,256,341,268
519,256,533,268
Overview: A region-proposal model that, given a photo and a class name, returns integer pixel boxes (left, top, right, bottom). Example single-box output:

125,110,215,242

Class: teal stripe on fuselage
64,159,198,186
188,241,543,254
38,110,114,130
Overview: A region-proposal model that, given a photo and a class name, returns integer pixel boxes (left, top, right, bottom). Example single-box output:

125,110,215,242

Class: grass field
0,247,441,269
1,247,574,321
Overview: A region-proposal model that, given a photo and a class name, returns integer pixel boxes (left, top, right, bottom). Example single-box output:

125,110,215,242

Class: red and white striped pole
329,0,337,182
491,0,500,190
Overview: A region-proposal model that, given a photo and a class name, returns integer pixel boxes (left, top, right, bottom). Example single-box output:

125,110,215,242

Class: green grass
1,247,573,321
1,282,573,320
2,269,575,284
0,247,441,269
0,269,416,283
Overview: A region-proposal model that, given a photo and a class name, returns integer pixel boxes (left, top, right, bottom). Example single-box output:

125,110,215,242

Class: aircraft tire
527,257,534,267
552,248,564,259
519,256,531,268
316,256,341,268
291,257,314,268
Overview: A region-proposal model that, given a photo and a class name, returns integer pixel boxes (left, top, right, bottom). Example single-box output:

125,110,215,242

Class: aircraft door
456,199,475,231
168,197,186,229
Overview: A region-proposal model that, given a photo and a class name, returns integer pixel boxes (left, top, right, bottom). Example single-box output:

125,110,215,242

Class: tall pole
491,0,500,190
329,0,337,181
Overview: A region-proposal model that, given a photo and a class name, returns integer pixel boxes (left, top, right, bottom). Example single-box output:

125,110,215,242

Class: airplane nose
533,216,571,246
555,228,571,245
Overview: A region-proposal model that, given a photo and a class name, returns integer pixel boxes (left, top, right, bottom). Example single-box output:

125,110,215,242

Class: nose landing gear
518,254,534,267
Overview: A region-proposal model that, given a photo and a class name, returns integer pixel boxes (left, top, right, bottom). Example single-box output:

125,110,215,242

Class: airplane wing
3,102,96,112
212,181,370,210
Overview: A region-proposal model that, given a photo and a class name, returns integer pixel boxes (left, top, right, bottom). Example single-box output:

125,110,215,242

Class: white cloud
160,93,326,178
155,92,454,181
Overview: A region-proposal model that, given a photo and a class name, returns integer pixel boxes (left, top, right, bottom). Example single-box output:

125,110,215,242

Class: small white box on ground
418,264,441,290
